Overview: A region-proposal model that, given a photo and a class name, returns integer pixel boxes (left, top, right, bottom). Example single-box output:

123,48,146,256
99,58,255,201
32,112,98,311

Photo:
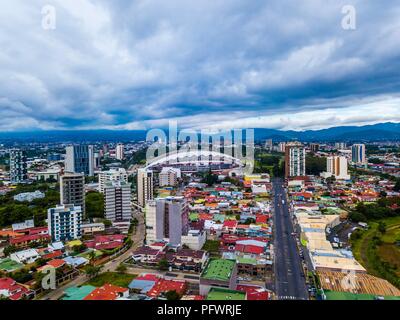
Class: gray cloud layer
0,0,400,131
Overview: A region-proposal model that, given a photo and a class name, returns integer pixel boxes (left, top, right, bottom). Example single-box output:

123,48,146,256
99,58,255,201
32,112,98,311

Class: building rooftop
62,285,96,300
206,288,246,300
0,258,23,272
324,290,400,300
318,271,400,297
201,258,235,282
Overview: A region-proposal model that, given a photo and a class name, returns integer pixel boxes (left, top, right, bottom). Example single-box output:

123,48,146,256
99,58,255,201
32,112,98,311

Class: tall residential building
335,142,347,150
278,142,287,153
351,144,366,164
65,145,94,176
9,149,27,183
321,156,350,180
145,197,189,246
285,142,306,178
93,152,101,170
265,139,273,150
104,181,132,222
115,143,124,160
60,172,85,216
310,143,320,153
159,167,181,187
98,168,128,193
137,168,154,208
47,204,82,242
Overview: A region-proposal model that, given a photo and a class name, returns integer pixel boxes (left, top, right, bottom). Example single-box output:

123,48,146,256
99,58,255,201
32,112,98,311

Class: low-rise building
10,248,40,264
13,191,45,202
199,258,237,296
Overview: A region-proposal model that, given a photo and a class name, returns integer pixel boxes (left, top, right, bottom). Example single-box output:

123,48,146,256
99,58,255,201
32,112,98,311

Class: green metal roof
0,258,23,272
201,259,236,282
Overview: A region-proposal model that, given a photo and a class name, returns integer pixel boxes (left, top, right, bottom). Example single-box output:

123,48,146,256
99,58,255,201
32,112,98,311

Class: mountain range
0,122,399,143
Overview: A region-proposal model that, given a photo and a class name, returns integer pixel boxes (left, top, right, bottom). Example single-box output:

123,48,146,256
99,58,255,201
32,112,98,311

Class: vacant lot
85,272,136,288
351,216,400,287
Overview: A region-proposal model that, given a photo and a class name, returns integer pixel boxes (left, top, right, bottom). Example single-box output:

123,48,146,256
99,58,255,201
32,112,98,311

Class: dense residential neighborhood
0,139,399,301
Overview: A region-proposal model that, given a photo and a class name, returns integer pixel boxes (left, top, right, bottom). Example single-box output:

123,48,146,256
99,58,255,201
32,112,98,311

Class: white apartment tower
137,168,154,208
98,168,128,193
116,143,124,161
104,181,132,222
48,204,82,242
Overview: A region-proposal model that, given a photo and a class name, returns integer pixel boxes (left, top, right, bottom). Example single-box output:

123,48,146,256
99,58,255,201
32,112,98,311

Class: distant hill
0,122,399,143
254,122,400,142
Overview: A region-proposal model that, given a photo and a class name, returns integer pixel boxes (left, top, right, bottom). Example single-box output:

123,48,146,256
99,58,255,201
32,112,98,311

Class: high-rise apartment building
137,168,154,208
60,172,85,216
335,142,347,150
265,139,273,150
9,149,28,183
98,168,128,193
321,156,350,180
145,197,189,246
285,142,306,178
278,142,287,153
104,181,132,222
159,167,180,187
351,144,366,164
115,143,124,160
310,143,320,153
65,145,94,176
47,204,82,242
93,152,101,170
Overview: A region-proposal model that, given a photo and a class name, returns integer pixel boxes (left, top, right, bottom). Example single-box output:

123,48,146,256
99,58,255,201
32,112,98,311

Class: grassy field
351,216,400,287
85,272,136,288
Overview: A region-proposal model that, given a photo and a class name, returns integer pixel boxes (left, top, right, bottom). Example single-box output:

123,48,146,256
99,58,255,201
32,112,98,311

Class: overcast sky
1,0,400,132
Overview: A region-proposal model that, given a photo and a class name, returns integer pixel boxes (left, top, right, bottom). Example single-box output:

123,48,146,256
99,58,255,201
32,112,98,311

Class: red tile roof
235,244,264,254
236,285,269,300
10,233,50,245
146,279,187,298
223,220,238,228
0,277,31,300
84,284,128,300
42,250,63,260
256,215,268,224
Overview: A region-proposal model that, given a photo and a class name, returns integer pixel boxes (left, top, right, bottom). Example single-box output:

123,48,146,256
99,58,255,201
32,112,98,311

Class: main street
272,178,308,300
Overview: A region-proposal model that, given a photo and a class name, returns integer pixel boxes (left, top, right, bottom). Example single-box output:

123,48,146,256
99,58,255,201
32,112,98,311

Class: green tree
394,179,400,192
165,290,181,300
116,264,127,274
85,191,105,219
378,222,387,234
158,259,169,271
84,265,102,279
306,155,326,175
3,245,18,256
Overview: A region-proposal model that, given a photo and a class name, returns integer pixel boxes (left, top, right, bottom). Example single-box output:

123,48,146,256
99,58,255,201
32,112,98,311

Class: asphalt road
273,178,309,300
